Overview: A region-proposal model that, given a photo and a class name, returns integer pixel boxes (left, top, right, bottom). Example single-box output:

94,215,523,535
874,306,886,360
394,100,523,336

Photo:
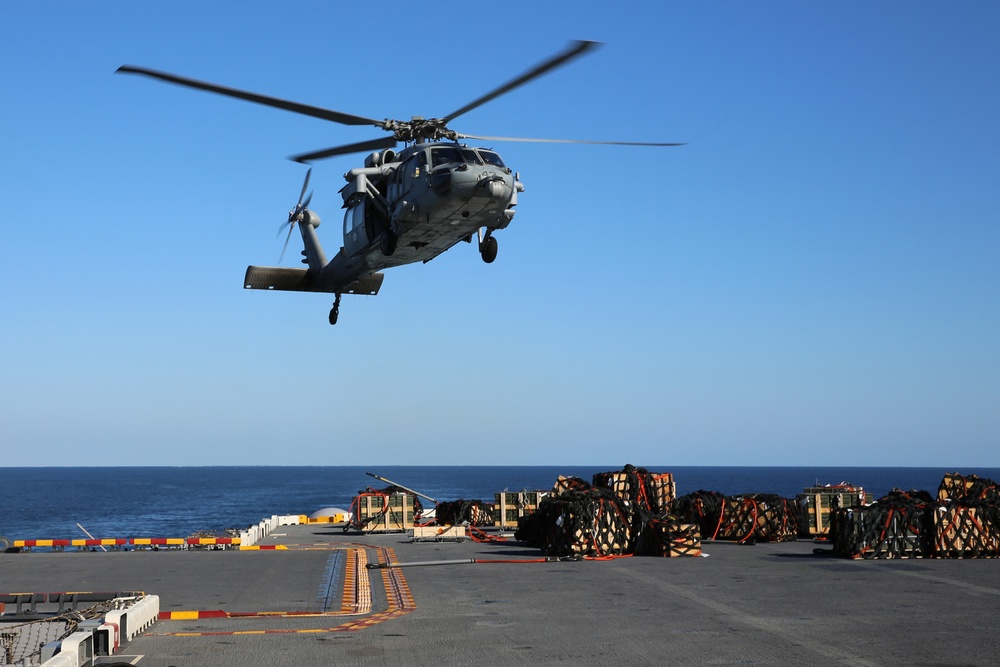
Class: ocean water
2,466,998,541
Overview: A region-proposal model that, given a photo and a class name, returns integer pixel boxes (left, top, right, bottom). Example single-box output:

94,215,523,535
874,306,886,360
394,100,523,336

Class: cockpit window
478,150,506,168
431,146,462,167
460,148,483,164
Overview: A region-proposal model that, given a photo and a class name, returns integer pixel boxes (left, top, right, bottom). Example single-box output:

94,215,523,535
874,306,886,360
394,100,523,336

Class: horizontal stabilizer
244,266,312,291
343,272,384,296
244,266,384,295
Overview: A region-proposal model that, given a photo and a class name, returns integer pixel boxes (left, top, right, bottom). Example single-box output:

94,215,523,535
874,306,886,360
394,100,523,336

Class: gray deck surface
3,524,999,666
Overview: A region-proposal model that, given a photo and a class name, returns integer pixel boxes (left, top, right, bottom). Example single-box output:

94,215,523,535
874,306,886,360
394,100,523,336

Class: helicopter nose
483,178,508,199
478,175,513,203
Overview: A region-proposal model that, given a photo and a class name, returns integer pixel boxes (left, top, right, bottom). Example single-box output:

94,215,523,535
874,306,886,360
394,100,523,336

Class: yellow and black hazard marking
150,546,415,637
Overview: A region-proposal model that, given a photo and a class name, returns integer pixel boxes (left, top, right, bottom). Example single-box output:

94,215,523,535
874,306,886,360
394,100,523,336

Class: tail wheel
480,235,498,263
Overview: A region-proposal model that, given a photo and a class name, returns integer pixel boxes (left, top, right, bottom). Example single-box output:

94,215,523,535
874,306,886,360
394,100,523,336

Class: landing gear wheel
480,235,498,263
329,293,341,326
380,229,398,257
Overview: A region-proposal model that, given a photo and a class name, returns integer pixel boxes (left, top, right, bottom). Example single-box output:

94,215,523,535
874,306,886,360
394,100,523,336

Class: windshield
430,146,462,167
478,150,506,168
460,148,483,164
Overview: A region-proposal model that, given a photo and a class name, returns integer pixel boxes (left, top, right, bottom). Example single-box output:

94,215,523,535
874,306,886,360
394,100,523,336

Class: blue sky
2,2,997,467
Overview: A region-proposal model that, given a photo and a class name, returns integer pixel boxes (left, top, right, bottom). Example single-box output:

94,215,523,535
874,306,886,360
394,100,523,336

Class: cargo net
552,475,592,495
832,475,1000,559
937,472,1000,503
435,499,496,527
674,491,799,544
346,485,422,532
636,518,702,557
931,499,1000,558
829,489,933,559
516,486,635,557
592,464,675,516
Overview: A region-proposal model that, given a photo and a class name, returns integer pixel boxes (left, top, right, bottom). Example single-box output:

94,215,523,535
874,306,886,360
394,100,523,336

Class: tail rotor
278,168,312,263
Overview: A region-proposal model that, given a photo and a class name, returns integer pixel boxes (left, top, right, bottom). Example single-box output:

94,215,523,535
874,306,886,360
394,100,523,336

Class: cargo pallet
351,492,415,533
494,490,547,529
799,485,867,538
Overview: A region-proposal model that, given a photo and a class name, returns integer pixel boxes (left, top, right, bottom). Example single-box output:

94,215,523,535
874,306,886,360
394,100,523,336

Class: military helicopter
117,41,681,325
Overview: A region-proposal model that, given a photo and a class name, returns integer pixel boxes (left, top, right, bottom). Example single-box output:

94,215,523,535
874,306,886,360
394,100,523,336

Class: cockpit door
344,201,369,257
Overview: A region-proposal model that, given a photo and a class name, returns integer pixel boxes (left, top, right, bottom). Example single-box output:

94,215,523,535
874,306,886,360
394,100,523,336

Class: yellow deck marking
149,546,415,637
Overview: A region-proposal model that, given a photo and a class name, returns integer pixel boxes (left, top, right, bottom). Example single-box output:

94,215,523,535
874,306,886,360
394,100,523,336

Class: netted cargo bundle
636,519,702,557
515,487,634,557
675,492,797,543
674,491,727,538
552,475,591,495
592,464,676,515
937,473,1000,503
931,500,1000,558
711,494,799,543
435,499,496,526
830,490,932,559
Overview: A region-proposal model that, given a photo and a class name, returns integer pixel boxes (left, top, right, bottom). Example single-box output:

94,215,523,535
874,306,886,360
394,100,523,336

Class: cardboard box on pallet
799,485,867,537
354,492,415,532
494,490,547,529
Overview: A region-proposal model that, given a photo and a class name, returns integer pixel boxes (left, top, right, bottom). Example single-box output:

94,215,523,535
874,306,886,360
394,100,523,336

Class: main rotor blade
290,136,398,164
116,65,385,128
441,40,600,125
459,133,685,147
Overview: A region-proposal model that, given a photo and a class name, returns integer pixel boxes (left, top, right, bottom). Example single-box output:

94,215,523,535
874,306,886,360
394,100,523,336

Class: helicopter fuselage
344,142,520,270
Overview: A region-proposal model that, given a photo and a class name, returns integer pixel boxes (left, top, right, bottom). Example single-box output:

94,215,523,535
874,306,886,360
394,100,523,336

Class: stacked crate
552,475,590,495
938,473,1000,503
638,519,702,557
830,492,931,559
648,473,677,515
352,492,415,532
494,490,546,529
592,466,676,515
799,484,867,538
931,502,1000,558
518,488,634,557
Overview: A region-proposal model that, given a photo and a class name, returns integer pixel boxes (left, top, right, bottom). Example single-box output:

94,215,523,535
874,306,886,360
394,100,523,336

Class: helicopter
117,41,681,325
